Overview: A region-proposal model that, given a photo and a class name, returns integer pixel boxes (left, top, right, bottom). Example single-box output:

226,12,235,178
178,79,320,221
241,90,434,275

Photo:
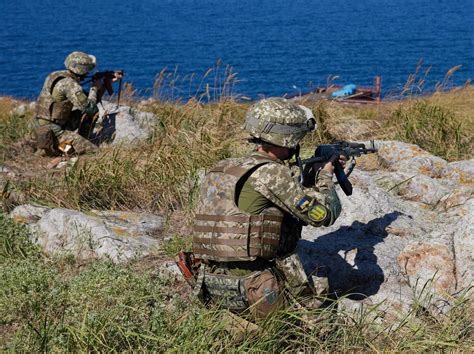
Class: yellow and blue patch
308,204,328,222
296,196,313,211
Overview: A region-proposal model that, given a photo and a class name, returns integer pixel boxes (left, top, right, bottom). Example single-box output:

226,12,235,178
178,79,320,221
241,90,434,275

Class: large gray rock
11,205,165,263
91,101,157,145
299,140,473,317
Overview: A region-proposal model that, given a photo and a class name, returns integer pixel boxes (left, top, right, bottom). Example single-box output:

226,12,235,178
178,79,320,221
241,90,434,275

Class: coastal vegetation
1,82,473,351
1,210,472,351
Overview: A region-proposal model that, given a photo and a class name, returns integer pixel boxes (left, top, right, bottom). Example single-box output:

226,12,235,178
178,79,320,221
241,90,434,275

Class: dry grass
313,85,473,161
1,82,474,351
1,86,473,213
0,98,33,161
385,86,474,160
2,99,250,212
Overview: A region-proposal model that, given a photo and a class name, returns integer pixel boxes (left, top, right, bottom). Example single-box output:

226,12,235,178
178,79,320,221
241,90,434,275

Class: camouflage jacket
36,70,98,125
246,151,342,228
52,75,98,111
193,151,342,262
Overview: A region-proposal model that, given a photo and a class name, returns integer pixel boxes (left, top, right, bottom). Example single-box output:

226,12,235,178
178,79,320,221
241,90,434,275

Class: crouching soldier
187,98,345,318
33,51,122,156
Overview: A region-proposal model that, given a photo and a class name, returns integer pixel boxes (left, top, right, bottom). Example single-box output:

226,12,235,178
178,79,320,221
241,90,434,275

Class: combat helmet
244,98,316,148
64,51,96,76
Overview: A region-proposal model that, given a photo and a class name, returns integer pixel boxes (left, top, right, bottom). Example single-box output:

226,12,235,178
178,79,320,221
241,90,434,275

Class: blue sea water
0,0,472,100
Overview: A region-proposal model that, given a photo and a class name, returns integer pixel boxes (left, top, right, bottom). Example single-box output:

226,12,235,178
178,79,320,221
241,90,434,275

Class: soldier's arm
57,78,98,118
248,163,341,227
304,169,342,225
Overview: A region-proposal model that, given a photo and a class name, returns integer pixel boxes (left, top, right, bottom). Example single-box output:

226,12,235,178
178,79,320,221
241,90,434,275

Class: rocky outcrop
300,141,473,317
91,101,157,145
11,205,165,263
397,242,456,294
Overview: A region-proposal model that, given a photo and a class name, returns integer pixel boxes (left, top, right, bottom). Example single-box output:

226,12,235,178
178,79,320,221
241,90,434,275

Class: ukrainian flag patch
296,196,313,211
308,204,328,222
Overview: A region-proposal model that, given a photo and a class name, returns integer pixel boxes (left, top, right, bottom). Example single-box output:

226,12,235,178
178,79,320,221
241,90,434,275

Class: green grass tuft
390,100,471,161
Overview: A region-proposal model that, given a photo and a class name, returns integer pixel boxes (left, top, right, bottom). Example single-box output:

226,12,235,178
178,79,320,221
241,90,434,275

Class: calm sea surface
0,0,472,100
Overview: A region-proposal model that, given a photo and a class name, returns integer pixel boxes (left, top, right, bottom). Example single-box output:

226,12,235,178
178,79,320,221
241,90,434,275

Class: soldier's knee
243,269,282,318
34,126,59,156
275,253,312,296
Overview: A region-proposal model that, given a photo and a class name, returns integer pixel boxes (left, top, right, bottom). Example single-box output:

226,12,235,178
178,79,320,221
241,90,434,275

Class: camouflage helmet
64,51,96,76
244,98,316,148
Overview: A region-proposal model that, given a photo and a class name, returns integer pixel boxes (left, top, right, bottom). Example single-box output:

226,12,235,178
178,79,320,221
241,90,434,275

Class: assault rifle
295,141,377,196
83,70,125,104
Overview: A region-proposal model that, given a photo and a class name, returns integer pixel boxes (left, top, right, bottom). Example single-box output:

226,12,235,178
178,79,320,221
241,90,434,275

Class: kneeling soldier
191,98,344,317
33,51,122,155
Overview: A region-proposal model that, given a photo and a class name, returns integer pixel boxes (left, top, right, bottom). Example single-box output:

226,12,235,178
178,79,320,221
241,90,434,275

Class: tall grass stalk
152,60,240,103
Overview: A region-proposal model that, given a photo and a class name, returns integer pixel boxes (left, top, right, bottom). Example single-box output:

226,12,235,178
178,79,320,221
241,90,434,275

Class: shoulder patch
296,195,313,211
308,203,328,222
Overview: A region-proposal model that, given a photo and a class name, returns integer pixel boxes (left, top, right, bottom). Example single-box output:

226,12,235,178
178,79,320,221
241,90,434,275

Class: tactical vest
193,155,284,262
36,70,77,125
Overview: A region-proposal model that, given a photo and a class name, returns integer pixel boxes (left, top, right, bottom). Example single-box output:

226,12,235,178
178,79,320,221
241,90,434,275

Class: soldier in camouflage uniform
33,51,104,155
192,98,344,318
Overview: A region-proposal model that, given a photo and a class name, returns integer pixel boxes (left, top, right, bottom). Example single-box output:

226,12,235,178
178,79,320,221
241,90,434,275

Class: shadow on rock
299,211,402,300
90,111,117,144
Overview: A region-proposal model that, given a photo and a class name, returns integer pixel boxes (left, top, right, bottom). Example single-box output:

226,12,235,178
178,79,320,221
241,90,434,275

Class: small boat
287,76,382,104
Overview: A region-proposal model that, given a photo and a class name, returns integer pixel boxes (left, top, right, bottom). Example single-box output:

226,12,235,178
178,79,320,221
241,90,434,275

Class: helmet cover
64,51,96,76
244,98,316,148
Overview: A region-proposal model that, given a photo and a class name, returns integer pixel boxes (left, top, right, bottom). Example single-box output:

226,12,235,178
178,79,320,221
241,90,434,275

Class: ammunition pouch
201,270,251,311
181,253,322,317
198,267,281,317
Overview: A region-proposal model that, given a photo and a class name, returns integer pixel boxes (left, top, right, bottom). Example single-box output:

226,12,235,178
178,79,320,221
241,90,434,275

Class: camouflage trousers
33,114,97,155
199,253,319,318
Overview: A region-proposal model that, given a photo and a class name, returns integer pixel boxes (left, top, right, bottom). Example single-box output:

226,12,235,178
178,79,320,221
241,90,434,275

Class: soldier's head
244,98,316,159
64,51,96,79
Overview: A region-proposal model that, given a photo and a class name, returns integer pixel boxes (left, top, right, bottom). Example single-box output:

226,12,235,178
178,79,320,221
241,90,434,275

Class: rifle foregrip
334,160,353,196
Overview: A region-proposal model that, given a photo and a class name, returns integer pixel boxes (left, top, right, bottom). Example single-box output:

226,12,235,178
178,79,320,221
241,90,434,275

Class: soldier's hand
322,161,334,174
322,155,347,174
112,71,124,82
